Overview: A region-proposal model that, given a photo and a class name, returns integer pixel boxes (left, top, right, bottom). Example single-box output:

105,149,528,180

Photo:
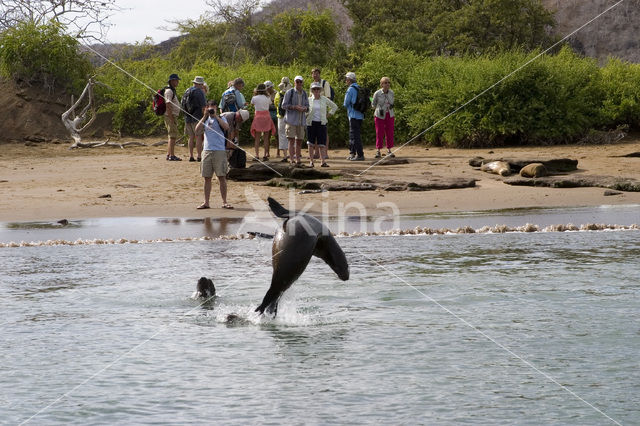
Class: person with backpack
164,73,182,161
343,71,365,161
282,75,310,166
372,76,396,159
274,77,292,162
218,77,247,113
182,76,207,162
310,68,334,158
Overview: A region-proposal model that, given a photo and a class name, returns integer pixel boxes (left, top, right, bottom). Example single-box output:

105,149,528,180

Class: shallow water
1,209,639,424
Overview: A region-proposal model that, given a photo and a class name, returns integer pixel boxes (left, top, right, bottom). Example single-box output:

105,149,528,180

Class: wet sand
1,137,640,223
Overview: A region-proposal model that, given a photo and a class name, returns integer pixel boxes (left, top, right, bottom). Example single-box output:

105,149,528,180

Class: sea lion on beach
194,277,216,298
255,197,350,316
481,160,512,176
519,162,548,178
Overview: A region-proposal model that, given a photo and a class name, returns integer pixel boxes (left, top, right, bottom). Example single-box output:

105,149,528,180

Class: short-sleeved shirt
220,111,240,134
203,116,228,151
164,87,180,117
251,95,271,112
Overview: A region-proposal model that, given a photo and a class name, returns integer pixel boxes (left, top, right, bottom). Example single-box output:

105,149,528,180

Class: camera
208,109,216,115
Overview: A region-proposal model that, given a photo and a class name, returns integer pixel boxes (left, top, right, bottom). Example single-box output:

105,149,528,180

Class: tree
341,0,554,56
0,0,122,42
0,20,93,90
251,9,340,65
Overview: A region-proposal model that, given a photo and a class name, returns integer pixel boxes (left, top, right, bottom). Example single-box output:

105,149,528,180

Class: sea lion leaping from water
255,197,350,316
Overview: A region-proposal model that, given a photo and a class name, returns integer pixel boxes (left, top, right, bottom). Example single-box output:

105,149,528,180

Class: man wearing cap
282,75,309,166
183,76,207,162
220,108,250,149
165,73,182,161
219,77,247,112
343,71,365,161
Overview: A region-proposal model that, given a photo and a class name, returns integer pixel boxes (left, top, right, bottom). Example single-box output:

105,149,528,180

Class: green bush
0,20,92,91
94,44,640,147
402,47,605,147
600,58,640,129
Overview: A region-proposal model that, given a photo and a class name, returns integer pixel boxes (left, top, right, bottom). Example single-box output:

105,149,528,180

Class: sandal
321,163,329,167
167,155,182,161
374,151,381,159
196,203,210,210
221,203,234,209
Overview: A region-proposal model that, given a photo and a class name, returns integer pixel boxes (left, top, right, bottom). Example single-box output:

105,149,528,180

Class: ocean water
1,208,639,424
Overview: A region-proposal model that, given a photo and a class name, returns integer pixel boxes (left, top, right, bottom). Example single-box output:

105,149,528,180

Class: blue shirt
203,116,228,151
343,83,364,120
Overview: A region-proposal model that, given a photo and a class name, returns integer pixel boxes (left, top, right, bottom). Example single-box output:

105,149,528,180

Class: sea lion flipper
313,234,350,281
267,197,291,218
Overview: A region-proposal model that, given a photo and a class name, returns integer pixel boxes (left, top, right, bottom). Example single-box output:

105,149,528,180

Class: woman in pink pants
372,76,395,158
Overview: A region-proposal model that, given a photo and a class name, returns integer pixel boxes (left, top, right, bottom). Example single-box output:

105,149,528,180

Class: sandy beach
1,137,639,223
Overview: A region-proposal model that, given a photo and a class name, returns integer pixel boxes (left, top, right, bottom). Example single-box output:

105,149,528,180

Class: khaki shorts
285,123,305,140
201,150,229,177
185,121,204,138
164,115,179,139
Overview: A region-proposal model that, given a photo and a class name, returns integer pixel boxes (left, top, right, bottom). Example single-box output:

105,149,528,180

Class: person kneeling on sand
195,101,233,210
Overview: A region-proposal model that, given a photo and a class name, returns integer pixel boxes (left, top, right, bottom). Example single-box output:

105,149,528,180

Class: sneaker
346,155,355,160
387,152,395,158
350,156,365,161
168,155,182,161
189,157,196,162
374,151,381,158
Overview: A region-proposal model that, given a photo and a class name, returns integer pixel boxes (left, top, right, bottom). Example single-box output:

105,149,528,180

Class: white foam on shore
1,223,638,248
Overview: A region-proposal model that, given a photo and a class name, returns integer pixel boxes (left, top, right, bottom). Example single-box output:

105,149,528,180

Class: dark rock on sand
504,175,640,192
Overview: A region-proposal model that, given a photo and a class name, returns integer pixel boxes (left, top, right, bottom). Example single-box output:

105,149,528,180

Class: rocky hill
541,0,639,63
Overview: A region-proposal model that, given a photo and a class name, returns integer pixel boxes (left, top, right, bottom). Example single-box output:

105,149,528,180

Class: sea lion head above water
194,277,216,298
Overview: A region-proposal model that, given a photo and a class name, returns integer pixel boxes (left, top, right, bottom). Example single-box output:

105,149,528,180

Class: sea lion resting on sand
255,197,350,316
519,162,548,178
481,160,512,176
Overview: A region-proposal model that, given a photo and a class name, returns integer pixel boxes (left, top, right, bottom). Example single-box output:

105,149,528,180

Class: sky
103,0,212,44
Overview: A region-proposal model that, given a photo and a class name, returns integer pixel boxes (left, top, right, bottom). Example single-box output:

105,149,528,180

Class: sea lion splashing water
255,197,350,316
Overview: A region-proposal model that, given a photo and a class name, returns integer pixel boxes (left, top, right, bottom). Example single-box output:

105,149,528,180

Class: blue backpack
221,89,238,112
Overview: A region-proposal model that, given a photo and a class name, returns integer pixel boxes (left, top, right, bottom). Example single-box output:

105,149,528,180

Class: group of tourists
159,69,396,208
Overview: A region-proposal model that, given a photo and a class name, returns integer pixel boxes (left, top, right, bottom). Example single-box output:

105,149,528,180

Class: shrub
600,58,640,129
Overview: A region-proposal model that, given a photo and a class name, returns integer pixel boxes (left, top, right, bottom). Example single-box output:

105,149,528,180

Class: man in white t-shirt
311,68,333,158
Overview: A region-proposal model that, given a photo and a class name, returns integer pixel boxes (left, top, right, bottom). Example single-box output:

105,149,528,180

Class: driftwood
63,78,146,149
227,163,332,181
263,176,476,192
